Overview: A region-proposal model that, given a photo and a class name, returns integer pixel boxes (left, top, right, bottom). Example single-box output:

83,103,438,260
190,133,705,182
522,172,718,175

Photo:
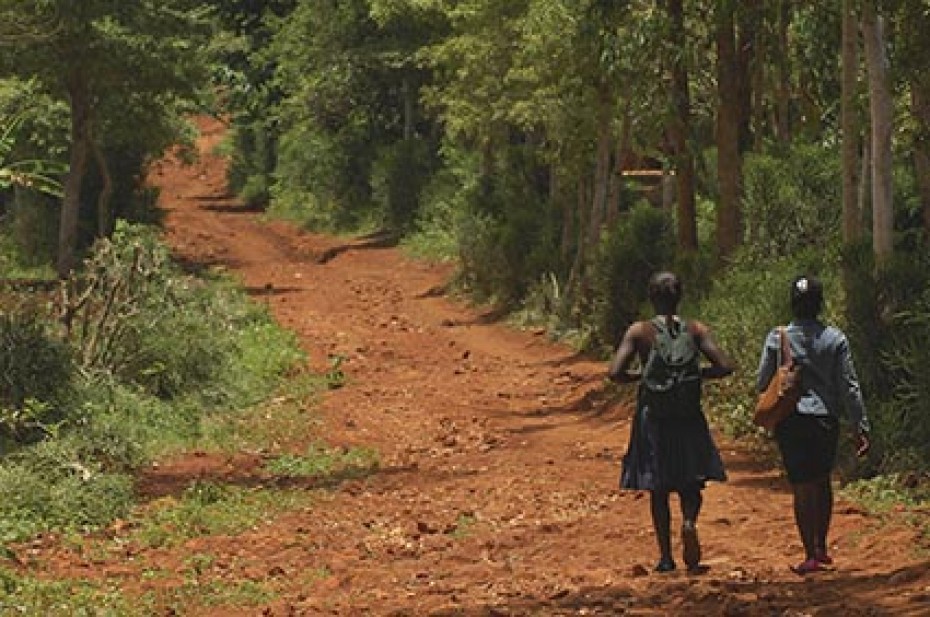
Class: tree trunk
859,136,871,231
402,75,415,142
586,88,613,247
736,0,759,153
564,176,590,311
716,3,742,258
911,82,930,238
862,2,894,263
775,1,792,143
841,0,862,244
557,167,573,265
90,128,114,238
607,102,632,227
666,0,697,252
58,68,91,278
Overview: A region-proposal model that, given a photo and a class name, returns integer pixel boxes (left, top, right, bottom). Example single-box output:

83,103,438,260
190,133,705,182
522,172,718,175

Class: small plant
0,567,132,615
448,512,478,539
325,354,347,390
264,443,380,479
132,483,307,549
841,474,915,513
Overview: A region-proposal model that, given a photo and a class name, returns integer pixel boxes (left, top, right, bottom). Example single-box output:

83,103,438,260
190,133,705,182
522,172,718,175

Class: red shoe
816,552,833,565
791,558,825,575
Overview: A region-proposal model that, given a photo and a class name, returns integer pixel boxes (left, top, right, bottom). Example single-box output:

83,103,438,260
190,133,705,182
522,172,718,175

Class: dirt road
28,118,930,615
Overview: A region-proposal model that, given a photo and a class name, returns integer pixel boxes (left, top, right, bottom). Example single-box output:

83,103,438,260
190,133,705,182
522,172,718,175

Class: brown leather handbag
753,327,801,431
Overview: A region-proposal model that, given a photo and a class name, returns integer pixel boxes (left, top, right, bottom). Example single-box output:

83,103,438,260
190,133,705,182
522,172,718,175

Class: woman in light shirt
757,275,870,575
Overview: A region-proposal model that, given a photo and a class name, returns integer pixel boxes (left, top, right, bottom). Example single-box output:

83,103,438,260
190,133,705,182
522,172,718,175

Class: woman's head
648,271,682,313
790,274,823,319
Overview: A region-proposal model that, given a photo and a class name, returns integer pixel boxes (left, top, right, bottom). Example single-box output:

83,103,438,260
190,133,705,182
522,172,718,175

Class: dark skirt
774,413,840,484
620,400,727,493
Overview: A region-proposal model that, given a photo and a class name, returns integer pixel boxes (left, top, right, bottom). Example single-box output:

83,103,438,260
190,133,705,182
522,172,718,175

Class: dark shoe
682,522,701,570
815,551,833,565
654,558,676,573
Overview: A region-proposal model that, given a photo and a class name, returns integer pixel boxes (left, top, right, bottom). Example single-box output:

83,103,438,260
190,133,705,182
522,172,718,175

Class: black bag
640,317,702,420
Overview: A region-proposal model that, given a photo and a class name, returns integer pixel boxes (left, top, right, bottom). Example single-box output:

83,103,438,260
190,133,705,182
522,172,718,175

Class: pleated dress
620,385,727,492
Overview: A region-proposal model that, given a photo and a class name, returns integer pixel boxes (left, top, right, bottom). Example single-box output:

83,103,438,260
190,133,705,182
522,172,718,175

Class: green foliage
589,203,675,352
371,138,435,231
263,443,380,479
134,482,307,549
0,114,64,198
453,143,560,305
741,144,842,259
0,567,133,615
0,2,212,270
0,439,134,543
0,223,305,547
62,223,302,405
840,474,920,513
0,312,72,448
843,240,930,475
404,145,482,260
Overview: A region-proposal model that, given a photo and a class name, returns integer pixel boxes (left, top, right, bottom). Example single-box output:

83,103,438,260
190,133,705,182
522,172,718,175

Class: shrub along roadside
0,223,306,548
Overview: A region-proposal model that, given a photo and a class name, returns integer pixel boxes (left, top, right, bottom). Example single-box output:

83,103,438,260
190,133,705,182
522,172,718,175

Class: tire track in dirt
20,117,930,616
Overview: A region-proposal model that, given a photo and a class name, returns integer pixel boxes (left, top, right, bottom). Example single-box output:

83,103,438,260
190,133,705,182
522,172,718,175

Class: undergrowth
0,223,306,546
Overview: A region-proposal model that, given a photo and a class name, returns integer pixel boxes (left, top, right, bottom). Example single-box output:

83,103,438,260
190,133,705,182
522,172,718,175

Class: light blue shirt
757,319,869,433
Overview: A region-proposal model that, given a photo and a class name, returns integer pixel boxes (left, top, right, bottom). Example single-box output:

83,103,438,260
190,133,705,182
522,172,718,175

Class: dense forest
1,0,930,518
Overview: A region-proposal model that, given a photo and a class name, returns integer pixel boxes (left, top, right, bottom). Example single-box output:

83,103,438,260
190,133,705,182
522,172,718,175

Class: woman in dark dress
757,275,870,574
609,272,734,572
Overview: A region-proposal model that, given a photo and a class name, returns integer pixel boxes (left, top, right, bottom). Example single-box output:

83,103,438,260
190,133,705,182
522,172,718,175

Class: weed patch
264,443,380,479
133,481,310,549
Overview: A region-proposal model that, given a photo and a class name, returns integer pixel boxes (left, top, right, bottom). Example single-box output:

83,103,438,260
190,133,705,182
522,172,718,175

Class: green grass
0,567,134,616
132,481,310,549
263,443,380,479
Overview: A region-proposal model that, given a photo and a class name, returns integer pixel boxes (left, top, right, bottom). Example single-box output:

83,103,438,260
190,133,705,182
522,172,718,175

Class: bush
60,223,303,405
0,312,73,450
452,144,560,306
741,144,841,259
844,239,930,475
0,222,305,545
371,138,435,232
589,203,675,353
0,439,134,543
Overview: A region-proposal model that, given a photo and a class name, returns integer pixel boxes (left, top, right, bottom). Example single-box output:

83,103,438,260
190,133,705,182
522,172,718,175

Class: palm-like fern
0,115,66,198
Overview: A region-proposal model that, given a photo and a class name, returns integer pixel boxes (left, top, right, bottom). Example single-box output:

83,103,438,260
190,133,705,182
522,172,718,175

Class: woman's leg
680,488,703,524
791,480,820,562
679,488,703,569
650,489,674,570
814,474,833,561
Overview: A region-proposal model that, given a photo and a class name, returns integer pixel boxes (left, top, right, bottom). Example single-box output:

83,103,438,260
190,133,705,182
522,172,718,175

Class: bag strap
777,327,793,367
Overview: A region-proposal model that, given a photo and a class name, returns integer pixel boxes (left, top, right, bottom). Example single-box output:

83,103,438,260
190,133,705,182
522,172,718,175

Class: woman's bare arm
692,321,735,379
608,322,644,383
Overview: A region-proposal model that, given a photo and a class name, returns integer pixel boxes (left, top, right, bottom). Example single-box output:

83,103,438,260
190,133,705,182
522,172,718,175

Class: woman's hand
855,430,870,457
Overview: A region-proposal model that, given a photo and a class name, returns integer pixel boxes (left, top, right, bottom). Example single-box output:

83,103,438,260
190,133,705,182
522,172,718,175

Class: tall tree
664,0,697,252
898,1,930,238
715,0,742,258
841,0,862,244
862,1,894,263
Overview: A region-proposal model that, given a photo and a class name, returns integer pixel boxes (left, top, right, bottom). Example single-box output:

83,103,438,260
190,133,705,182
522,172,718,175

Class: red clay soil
18,117,930,615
